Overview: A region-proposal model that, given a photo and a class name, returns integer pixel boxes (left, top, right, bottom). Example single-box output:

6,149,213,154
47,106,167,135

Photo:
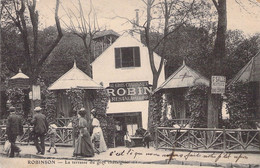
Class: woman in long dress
73,108,94,157
91,110,107,153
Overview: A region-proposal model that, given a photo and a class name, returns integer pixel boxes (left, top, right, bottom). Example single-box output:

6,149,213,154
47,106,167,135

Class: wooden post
223,126,226,153
155,126,158,150
72,128,75,147
188,130,191,149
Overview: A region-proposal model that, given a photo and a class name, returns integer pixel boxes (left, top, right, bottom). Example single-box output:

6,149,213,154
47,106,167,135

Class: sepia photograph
0,0,260,167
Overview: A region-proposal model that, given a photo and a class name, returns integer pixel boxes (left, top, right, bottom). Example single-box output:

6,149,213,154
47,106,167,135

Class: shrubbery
185,85,208,128
225,81,257,129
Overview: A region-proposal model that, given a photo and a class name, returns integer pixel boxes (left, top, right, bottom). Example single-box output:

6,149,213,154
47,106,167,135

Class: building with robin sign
92,32,165,146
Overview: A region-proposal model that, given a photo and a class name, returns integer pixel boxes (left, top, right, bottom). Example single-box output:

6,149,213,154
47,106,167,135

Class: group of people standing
73,108,107,157
5,106,107,158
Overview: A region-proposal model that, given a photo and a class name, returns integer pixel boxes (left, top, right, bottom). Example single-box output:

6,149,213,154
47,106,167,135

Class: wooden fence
0,125,73,146
155,127,260,153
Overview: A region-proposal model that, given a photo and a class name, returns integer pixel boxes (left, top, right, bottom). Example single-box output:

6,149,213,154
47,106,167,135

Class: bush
185,85,208,128
225,81,257,129
148,92,163,132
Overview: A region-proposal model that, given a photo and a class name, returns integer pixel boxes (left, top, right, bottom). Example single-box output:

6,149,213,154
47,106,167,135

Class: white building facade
92,33,165,143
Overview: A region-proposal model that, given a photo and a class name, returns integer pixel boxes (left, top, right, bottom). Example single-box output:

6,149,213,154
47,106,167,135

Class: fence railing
170,119,192,128
56,118,72,127
0,125,73,146
0,118,72,127
155,127,260,153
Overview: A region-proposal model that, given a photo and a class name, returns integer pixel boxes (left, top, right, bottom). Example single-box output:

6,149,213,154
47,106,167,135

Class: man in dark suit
31,106,48,155
6,106,23,158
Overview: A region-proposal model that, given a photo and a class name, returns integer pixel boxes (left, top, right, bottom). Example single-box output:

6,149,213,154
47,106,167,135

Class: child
47,124,58,154
143,130,152,148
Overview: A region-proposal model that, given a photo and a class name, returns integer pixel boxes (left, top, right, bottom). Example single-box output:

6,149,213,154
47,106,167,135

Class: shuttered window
114,47,140,68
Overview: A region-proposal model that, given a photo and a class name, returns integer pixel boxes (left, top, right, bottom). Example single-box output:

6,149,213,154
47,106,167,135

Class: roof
10,69,29,79
93,30,120,40
154,61,209,92
228,51,260,85
48,62,103,90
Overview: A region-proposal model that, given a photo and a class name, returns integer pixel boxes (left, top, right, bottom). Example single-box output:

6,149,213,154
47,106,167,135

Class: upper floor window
115,47,140,68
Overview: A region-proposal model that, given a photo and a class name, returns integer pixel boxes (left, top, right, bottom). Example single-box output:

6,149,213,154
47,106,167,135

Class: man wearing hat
31,106,48,155
6,106,23,157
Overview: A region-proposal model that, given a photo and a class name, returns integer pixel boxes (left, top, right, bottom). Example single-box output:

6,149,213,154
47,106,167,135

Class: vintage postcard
1,0,260,168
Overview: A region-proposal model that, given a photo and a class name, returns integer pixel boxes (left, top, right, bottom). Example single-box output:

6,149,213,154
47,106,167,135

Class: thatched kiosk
228,51,260,120
154,61,209,127
48,62,103,121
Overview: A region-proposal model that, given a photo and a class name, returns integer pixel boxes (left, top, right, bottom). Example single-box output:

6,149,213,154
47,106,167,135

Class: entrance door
109,112,142,146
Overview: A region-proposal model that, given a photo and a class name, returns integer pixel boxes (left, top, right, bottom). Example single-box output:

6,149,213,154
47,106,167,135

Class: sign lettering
106,81,152,102
211,76,226,94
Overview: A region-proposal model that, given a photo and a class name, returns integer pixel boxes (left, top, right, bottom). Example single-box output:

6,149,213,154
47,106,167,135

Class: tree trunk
207,94,221,128
208,0,227,128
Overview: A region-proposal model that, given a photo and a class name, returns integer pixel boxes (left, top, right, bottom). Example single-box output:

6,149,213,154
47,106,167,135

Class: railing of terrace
155,127,260,153
170,119,192,128
56,118,72,127
0,125,73,146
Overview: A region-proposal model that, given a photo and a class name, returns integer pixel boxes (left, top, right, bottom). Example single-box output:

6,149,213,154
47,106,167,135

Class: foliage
1,0,63,84
148,92,163,133
65,88,84,112
185,85,208,128
223,34,260,80
92,89,115,148
40,81,57,124
225,82,257,129
41,33,88,86
6,87,25,107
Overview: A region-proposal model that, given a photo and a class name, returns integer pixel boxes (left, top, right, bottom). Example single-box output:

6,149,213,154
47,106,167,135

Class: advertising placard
211,76,226,94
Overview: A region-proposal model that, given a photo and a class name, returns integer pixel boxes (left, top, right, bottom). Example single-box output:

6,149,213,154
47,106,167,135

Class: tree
1,0,63,84
223,32,259,80
139,0,217,130
142,0,197,90
62,0,100,76
207,0,227,128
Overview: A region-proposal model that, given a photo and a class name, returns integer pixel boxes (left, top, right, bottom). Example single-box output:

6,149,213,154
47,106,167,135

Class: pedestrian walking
47,124,58,154
91,109,107,153
31,106,48,155
73,108,94,157
5,106,23,158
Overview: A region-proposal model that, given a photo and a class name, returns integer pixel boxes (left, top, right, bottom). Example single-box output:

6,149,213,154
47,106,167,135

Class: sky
37,0,260,36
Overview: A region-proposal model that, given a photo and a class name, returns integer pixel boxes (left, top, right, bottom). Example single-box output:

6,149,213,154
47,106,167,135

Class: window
115,47,140,68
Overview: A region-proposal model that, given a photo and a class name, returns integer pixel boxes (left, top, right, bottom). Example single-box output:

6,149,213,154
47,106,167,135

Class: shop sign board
211,76,226,94
106,81,152,102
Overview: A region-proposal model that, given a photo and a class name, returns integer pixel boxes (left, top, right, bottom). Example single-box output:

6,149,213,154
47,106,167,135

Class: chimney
135,9,139,27
132,9,141,41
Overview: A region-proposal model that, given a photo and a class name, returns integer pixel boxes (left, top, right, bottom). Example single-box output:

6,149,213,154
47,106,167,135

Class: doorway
108,112,142,146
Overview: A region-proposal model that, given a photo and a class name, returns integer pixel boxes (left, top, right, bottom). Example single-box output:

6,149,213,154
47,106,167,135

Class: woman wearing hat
73,108,94,157
91,109,107,153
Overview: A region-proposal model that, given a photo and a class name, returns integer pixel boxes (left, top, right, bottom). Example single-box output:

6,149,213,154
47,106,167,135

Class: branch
27,0,39,67
36,0,63,69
